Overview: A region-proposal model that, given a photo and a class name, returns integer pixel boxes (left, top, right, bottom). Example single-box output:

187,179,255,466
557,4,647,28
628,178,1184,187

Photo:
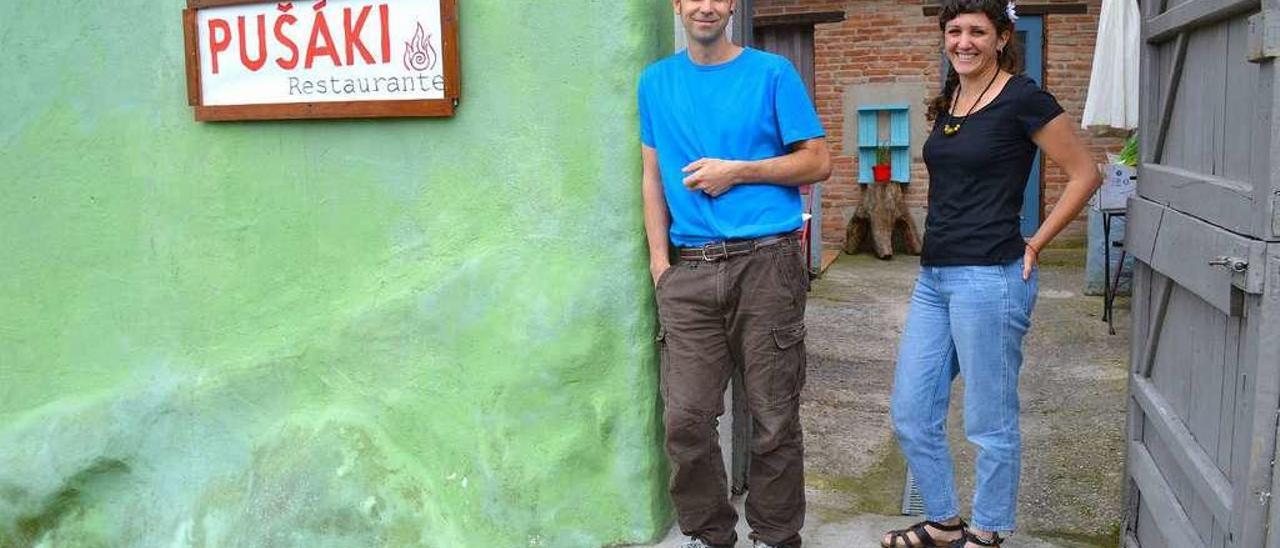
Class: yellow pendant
942,123,960,136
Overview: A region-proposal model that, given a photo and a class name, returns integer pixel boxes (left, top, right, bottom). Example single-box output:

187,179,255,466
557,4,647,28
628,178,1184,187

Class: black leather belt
678,233,797,262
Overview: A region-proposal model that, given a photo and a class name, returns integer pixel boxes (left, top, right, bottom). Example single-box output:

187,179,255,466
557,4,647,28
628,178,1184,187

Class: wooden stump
842,182,923,260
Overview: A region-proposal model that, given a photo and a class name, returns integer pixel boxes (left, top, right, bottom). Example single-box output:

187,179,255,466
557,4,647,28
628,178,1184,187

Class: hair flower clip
1006,1,1019,22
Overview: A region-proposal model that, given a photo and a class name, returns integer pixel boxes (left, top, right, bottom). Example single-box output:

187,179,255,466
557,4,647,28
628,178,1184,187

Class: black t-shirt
920,74,1064,266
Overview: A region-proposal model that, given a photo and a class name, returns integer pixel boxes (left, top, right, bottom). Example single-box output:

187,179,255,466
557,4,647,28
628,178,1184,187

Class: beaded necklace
942,69,1000,137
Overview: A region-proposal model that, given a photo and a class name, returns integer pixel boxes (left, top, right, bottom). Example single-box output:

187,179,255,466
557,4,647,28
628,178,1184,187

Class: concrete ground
642,247,1130,548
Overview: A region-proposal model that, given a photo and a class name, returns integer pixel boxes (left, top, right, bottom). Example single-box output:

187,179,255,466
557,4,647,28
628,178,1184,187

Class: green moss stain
0,1,674,546
806,440,909,521
1027,527,1121,548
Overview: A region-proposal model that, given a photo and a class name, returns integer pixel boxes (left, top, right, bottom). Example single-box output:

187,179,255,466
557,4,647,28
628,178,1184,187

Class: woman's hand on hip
1022,241,1040,281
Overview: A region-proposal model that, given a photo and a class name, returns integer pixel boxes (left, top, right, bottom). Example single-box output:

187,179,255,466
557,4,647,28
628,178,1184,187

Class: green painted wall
0,2,672,546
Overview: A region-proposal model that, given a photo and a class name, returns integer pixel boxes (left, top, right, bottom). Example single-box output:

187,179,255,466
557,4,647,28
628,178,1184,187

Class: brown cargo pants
655,233,808,548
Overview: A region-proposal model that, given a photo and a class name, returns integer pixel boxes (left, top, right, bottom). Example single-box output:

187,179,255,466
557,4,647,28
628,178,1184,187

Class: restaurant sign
183,0,459,121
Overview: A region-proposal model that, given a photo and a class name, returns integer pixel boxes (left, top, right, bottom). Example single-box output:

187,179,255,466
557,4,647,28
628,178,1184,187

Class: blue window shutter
857,110,876,183
892,148,910,182
890,110,909,147
857,111,877,148
855,105,910,184
858,149,874,183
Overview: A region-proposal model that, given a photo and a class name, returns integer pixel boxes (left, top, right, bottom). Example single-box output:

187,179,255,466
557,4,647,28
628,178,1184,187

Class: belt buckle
701,241,728,262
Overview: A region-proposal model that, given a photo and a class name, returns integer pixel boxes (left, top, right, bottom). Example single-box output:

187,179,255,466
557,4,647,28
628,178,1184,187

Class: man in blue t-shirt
639,2,830,547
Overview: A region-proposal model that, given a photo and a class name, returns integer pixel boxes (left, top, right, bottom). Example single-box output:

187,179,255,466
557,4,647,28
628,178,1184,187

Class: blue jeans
891,261,1038,532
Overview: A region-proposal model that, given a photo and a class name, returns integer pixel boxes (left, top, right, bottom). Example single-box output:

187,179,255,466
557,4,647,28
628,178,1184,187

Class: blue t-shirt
638,48,825,247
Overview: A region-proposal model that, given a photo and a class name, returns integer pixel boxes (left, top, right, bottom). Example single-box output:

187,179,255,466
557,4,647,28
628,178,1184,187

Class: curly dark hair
926,0,1024,121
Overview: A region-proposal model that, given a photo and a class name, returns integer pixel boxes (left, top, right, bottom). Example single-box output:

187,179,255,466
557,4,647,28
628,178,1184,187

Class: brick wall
753,0,1126,248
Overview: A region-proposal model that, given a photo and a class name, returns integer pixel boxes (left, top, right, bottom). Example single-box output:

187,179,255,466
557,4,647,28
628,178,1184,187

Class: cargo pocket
769,322,806,402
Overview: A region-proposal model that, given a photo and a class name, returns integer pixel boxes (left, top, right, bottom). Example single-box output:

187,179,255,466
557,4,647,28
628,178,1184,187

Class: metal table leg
1107,248,1127,335
1103,212,1112,325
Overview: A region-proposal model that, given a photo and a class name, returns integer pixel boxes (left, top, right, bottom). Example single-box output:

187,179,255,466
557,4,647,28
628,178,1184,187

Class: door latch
1209,256,1250,273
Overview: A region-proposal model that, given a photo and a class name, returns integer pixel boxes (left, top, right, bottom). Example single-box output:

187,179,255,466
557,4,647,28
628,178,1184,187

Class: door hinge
1249,10,1280,63
1272,190,1280,238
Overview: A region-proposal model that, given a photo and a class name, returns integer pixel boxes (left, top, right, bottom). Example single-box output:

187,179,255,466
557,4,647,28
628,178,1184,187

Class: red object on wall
872,164,891,183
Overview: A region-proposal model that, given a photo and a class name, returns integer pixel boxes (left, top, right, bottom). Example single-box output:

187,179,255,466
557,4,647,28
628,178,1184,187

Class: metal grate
901,469,924,516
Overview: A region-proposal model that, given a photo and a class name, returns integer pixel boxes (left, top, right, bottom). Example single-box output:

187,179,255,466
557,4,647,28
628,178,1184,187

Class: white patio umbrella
1082,0,1140,129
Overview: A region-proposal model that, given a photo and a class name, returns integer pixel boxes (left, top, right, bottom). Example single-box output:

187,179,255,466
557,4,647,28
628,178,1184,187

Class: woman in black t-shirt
880,2,1101,547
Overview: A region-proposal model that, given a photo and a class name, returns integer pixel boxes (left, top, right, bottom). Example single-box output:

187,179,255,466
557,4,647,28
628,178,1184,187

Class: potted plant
873,141,892,183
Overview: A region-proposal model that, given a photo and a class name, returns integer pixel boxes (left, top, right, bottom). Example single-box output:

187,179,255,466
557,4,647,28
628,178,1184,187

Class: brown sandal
948,530,1004,547
881,519,967,548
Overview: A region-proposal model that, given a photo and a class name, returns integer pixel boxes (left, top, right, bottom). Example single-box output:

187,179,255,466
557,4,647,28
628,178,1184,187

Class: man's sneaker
679,537,728,548
752,541,784,548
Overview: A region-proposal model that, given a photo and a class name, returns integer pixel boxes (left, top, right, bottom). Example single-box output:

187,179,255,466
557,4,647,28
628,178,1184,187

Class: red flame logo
403,22,438,72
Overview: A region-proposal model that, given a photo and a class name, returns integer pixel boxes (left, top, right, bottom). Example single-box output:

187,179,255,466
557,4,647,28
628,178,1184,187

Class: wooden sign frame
183,0,460,121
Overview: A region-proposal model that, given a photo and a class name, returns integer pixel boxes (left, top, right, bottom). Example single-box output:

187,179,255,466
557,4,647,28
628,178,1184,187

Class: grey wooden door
1124,1,1280,547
